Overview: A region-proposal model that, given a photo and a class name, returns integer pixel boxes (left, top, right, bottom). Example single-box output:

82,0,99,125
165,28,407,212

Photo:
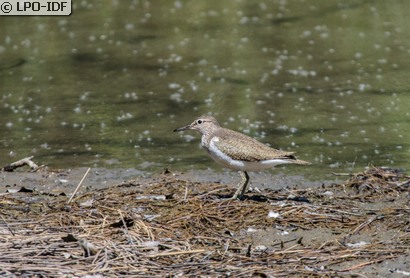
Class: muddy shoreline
0,166,409,277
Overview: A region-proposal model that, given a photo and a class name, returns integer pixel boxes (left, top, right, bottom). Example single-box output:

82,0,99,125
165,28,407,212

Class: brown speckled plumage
210,127,308,163
174,114,310,199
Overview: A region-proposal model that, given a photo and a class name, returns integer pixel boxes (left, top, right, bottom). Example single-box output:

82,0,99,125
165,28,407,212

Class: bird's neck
200,127,219,149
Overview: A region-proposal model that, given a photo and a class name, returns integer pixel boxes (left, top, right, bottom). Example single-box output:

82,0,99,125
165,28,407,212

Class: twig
0,214,15,236
118,209,134,245
67,168,91,204
349,215,383,236
1,156,40,172
192,187,227,199
183,184,188,201
147,249,207,257
396,179,410,187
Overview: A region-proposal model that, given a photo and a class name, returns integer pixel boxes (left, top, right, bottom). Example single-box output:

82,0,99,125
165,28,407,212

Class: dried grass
0,167,409,277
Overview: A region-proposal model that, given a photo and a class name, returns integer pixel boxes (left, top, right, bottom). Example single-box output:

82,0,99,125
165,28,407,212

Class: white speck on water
168,83,180,89
312,135,326,143
188,81,198,92
174,1,183,9
329,162,341,168
170,93,183,103
240,37,249,43
40,143,50,149
207,10,219,17
302,30,312,37
320,32,329,39
358,84,370,91
125,23,134,30
277,125,288,131
378,58,387,64
124,92,138,100
239,16,248,24
21,39,31,48
182,134,195,142
6,122,13,128
117,112,134,121
80,92,90,101
289,127,298,133
58,19,67,27
288,67,316,77
22,76,33,82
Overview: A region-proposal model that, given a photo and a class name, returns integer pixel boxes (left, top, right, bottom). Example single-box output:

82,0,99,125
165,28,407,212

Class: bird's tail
285,154,311,165
291,159,311,165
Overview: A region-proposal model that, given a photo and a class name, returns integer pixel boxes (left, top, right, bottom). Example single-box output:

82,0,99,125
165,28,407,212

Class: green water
1,1,410,181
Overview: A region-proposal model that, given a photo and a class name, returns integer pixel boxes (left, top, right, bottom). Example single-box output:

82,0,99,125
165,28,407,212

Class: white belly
205,138,291,172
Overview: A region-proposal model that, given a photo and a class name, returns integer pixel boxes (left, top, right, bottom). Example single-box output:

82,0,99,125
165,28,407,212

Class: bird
174,115,310,200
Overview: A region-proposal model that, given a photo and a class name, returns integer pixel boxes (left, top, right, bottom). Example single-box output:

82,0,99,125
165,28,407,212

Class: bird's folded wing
212,129,294,162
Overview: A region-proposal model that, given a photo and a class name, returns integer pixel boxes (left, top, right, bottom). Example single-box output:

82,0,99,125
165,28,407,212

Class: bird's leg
240,171,250,197
231,171,249,200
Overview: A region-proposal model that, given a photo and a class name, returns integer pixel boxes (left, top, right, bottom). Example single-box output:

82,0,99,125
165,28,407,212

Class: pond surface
1,0,410,182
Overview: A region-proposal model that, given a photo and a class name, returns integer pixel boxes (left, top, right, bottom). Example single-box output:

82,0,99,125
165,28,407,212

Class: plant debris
0,167,409,277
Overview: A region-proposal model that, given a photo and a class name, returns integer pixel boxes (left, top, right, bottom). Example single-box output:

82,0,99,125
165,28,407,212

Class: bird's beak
173,124,192,132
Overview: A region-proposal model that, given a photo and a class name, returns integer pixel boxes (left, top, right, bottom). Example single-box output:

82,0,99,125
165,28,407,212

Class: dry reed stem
67,167,91,204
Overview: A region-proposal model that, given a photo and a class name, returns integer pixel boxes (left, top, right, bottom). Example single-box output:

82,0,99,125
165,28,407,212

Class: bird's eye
196,119,203,124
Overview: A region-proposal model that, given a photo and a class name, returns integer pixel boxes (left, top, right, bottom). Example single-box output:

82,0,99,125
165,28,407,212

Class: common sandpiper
174,115,310,200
